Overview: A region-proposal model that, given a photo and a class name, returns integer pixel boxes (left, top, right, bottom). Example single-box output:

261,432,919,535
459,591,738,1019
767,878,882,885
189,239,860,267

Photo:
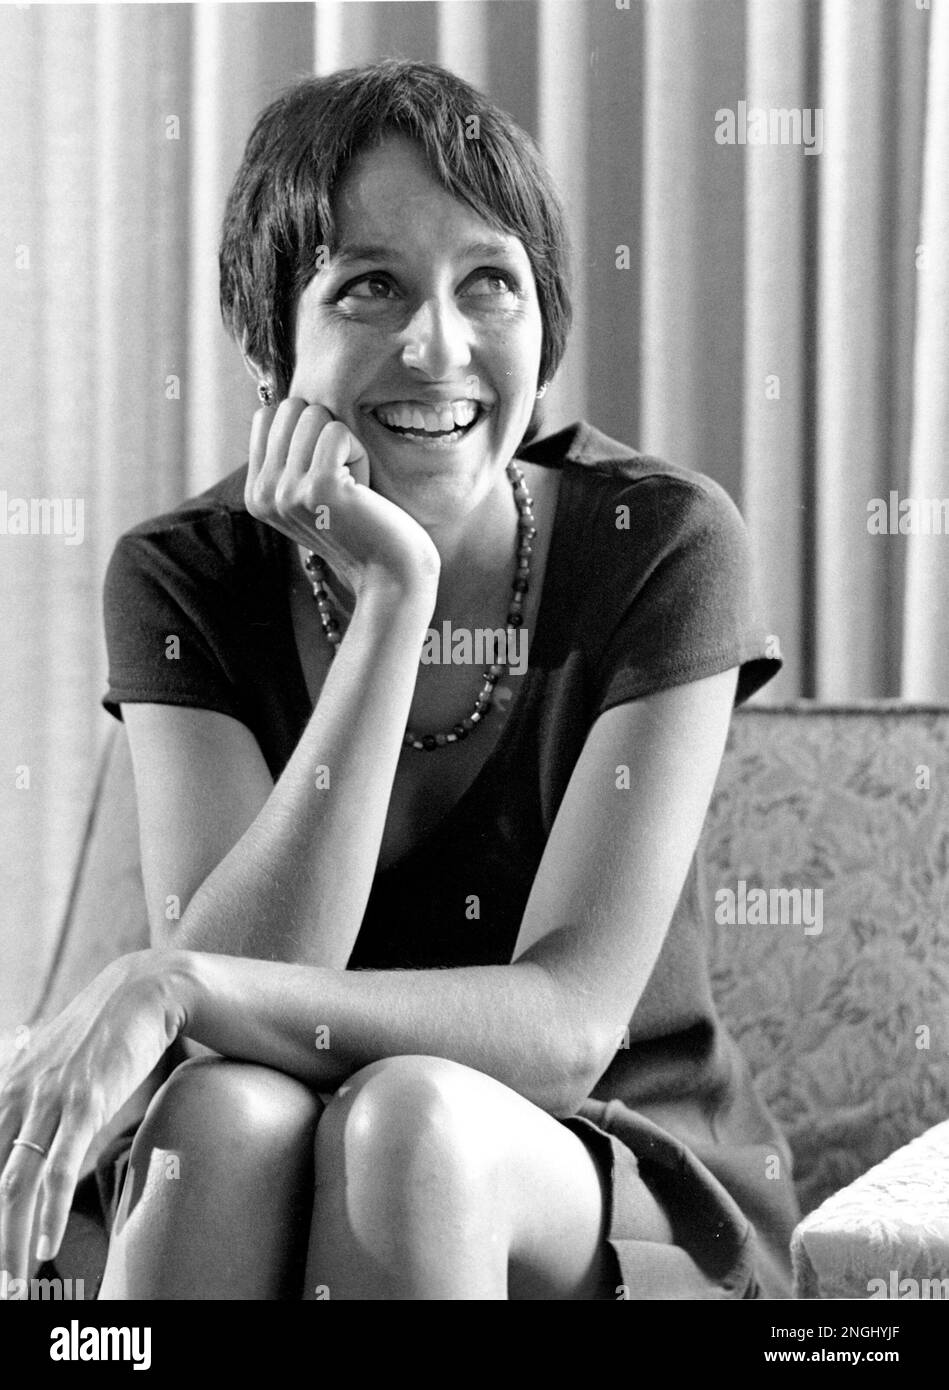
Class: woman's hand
0,950,186,1287
246,398,441,601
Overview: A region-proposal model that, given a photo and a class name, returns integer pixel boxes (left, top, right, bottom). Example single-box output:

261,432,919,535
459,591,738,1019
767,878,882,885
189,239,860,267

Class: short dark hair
219,59,572,405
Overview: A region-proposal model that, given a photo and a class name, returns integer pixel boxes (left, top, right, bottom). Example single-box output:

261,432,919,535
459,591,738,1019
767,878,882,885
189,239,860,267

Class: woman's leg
98,1057,322,1300
304,1054,673,1301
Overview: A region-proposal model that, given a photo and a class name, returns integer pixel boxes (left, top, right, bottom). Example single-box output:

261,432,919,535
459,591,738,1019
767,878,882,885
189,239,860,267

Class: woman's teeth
373,399,481,439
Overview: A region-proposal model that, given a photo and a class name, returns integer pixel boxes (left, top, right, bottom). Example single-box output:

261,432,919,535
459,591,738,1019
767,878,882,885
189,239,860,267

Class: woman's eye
467,270,517,297
343,275,395,300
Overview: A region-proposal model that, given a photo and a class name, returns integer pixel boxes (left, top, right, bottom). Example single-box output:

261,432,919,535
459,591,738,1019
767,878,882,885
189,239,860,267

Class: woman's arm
128,399,440,969
128,579,432,968
168,667,739,1115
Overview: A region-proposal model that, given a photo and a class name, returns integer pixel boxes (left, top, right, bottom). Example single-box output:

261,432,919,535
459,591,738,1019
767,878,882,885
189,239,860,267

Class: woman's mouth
369,398,486,446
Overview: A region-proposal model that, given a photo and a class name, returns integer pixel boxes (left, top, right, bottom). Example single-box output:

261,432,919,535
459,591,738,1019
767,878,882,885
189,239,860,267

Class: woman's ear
238,329,269,387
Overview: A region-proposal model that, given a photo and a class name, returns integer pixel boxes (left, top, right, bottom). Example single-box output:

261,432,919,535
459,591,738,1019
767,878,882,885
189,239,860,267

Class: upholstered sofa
22,702,949,1296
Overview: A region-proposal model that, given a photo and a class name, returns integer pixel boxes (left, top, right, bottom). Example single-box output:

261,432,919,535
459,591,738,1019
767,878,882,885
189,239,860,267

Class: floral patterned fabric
703,704,949,1215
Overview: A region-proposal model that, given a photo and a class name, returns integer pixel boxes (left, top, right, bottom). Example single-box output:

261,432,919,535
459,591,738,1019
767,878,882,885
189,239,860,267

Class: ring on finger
11,1137,48,1159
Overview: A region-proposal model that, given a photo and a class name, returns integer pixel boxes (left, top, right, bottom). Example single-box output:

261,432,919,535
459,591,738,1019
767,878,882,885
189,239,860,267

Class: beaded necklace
302,459,535,750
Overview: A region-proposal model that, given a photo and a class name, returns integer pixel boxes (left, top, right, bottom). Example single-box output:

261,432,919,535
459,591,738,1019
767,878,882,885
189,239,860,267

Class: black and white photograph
1,0,947,1344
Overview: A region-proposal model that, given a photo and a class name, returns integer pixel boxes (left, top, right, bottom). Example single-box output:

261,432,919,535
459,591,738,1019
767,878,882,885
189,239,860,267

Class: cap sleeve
592,474,781,717
102,523,244,724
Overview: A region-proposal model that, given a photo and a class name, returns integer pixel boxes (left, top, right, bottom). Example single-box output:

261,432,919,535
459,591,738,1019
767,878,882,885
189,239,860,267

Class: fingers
284,404,336,484
0,1099,96,1287
245,399,375,575
246,397,309,508
36,1111,97,1268
248,399,369,523
247,398,330,518
0,1092,23,1173
248,400,276,476
260,398,326,483
0,1151,45,1287
0,1080,27,1291
317,419,371,489
0,1103,54,1287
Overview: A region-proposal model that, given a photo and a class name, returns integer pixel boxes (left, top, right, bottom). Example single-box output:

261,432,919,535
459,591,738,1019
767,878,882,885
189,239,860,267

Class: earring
257,381,276,407
536,382,549,400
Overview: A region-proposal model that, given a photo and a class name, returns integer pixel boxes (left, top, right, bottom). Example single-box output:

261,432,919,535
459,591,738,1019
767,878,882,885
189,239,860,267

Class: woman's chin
367,454,499,525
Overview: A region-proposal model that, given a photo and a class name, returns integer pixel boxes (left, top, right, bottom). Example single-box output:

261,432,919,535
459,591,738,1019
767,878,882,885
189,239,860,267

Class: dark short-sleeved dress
96,420,800,1300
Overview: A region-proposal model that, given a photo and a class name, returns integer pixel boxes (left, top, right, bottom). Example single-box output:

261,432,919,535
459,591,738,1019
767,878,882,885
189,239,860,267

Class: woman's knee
103,1059,322,1298
316,1055,493,1187
136,1056,323,1157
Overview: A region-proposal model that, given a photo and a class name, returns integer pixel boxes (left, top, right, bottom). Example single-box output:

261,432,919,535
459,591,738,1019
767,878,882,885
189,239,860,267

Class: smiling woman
0,59,799,1302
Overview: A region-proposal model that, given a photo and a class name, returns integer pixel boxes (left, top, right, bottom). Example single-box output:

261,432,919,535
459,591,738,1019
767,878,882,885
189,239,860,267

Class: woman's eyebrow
329,237,518,268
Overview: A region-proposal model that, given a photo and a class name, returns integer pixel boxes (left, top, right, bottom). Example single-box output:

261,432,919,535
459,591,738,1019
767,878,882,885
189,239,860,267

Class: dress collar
518,419,640,467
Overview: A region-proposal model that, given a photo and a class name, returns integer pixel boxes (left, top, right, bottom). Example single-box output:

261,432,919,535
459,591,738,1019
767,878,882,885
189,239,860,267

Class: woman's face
287,134,544,524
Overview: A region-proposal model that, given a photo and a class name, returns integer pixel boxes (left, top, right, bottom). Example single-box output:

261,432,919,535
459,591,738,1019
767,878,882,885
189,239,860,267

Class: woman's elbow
536,1019,614,1118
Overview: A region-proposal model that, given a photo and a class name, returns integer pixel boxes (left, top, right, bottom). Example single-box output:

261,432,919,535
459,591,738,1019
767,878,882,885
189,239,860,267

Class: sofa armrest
792,1120,949,1299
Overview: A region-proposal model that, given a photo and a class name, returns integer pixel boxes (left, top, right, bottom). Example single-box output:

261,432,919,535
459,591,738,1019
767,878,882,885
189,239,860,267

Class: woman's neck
424,466,522,626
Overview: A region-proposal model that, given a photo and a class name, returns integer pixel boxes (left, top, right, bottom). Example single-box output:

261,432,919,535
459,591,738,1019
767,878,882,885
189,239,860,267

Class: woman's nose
400,296,472,379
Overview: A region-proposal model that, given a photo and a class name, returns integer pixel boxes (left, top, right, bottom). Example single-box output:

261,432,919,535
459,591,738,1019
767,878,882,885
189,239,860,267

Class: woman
0,59,799,1300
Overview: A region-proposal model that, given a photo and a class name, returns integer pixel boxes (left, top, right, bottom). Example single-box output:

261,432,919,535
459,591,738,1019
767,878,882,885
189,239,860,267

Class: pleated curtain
0,0,945,1026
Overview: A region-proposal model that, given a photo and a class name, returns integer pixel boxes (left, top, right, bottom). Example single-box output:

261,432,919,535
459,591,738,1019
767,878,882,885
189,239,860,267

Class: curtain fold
538,0,590,426
741,0,811,694
0,0,943,1027
816,0,894,698
903,0,949,699
640,0,746,508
